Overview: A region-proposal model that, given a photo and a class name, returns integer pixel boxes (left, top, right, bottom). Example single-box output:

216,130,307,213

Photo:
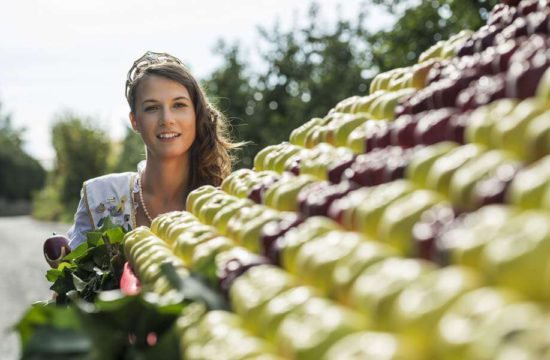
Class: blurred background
0,0,497,222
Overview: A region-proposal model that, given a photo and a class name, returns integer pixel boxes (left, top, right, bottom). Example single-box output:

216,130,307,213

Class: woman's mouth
157,132,181,140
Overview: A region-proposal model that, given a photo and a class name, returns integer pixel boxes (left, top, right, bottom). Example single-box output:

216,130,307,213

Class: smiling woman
66,51,243,248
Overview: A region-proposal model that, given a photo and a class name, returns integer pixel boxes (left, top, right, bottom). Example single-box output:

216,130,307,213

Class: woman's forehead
136,75,191,100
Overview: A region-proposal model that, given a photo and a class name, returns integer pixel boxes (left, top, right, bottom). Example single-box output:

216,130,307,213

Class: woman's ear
129,112,139,133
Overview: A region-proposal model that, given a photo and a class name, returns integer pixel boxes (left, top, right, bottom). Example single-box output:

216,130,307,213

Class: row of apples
122,1,550,358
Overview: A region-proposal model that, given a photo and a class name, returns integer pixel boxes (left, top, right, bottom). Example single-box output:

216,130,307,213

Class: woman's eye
174,102,186,108
144,106,158,112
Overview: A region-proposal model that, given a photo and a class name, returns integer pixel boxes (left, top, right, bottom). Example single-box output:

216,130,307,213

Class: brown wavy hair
126,63,241,193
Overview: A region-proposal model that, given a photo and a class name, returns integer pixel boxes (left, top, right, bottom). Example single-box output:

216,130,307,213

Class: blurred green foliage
0,102,45,202
204,0,498,168
33,112,110,222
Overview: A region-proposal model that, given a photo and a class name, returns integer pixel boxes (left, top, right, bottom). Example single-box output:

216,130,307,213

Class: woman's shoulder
83,171,138,230
84,171,136,188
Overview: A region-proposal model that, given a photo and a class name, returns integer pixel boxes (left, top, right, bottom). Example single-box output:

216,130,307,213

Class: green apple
438,205,518,270
172,224,218,265
272,146,304,174
128,237,168,267
184,310,277,360
405,141,457,188
123,226,155,257
262,172,293,208
211,198,253,236
346,120,388,154
433,287,522,360
419,40,444,63
525,110,550,162
294,231,361,296
280,216,342,274
253,144,279,171
290,117,324,147
331,114,369,147
464,99,518,147
481,210,550,301
238,208,281,253
304,116,333,148
330,240,397,304
410,58,438,89
221,168,254,195
133,247,174,282
264,143,301,173
391,266,482,359
229,264,296,334
185,185,218,215
493,312,550,360
191,236,235,283
371,88,415,120
536,67,550,103
271,175,316,212
506,155,550,210
348,257,436,331
449,150,519,211
352,90,385,114
426,143,486,198
468,302,546,360
323,331,409,360
378,190,445,256
190,189,225,218
334,96,360,113
332,187,374,230
226,205,267,242
257,286,317,341
276,297,367,360
354,179,416,238
198,194,238,225
492,98,549,160
151,211,185,238
161,218,198,246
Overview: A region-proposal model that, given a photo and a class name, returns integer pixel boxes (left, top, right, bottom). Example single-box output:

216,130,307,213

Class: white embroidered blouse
67,166,143,249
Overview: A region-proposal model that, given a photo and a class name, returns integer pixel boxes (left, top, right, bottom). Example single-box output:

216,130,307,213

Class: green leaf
46,268,62,282
63,241,89,261
86,231,103,247
15,302,90,358
105,227,126,245
160,262,228,311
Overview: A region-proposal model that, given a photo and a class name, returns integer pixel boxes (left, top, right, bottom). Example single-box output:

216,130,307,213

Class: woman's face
130,75,196,161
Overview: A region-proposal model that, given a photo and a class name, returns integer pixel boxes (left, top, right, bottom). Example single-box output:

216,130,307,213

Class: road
0,216,69,360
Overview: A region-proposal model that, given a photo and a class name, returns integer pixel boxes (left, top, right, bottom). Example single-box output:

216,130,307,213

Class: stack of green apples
120,1,550,357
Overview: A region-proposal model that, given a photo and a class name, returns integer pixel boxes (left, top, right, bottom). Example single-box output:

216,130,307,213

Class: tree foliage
110,126,145,173
368,0,499,72
0,102,45,201
51,113,111,205
204,0,498,168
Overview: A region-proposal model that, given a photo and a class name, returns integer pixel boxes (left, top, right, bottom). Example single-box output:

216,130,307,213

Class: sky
1,0,394,169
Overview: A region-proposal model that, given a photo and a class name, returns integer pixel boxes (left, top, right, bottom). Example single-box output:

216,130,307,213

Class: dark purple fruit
43,234,71,268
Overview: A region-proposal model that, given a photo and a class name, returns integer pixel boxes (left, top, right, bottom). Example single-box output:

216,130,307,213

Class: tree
0,101,46,201
203,41,256,168
110,126,145,173
205,3,371,168
204,0,500,169
51,112,110,205
368,0,499,72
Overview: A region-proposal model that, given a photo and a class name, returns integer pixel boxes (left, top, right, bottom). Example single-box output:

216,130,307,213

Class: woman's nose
160,106,176,125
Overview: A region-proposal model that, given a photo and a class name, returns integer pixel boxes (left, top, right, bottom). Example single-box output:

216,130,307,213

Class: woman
67,51,240,248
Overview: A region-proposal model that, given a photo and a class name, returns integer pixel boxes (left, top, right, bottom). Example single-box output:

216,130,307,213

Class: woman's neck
141,154,190,211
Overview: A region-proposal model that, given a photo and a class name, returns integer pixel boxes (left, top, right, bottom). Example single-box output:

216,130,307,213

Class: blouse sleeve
67,186,94,249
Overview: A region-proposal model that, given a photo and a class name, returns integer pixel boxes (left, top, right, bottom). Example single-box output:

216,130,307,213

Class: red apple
43,233,71,268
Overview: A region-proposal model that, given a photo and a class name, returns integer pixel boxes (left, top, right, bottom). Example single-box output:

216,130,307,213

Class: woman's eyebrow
173,96,191,101
142,99,158,104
